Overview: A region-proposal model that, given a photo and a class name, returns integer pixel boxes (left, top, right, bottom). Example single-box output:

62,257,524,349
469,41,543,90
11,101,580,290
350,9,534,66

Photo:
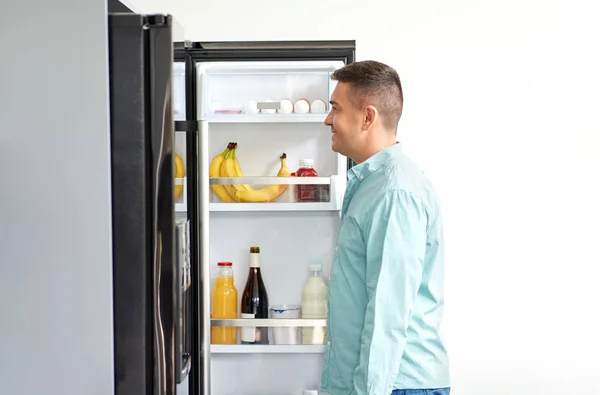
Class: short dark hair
331,60,403,130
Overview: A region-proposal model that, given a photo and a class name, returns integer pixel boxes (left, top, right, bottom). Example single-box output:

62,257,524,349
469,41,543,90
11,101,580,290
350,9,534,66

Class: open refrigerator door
173,41,355,395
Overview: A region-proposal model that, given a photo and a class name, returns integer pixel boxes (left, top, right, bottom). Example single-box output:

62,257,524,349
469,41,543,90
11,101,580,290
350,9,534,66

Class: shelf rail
209,176,331,185
211,318,326,327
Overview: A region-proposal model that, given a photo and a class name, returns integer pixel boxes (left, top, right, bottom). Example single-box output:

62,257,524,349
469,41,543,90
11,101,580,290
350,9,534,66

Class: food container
269,304,300,345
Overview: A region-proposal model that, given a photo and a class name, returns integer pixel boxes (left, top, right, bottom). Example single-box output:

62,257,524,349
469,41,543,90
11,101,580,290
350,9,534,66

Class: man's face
324,82,364,160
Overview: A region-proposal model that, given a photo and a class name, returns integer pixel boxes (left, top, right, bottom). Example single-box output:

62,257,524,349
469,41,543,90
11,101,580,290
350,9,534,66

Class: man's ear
363,105,378,130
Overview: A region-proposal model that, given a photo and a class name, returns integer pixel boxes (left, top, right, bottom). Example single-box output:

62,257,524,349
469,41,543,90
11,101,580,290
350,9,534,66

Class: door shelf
178,176,343,212
205,113,327,123
210,319,327,354
210,202,339,212
212,318,326,327
209,175,343,211
210,176,331,185
211,344,326,354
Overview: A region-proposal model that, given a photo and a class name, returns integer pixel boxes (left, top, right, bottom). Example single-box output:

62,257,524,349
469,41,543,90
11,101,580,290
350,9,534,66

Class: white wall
129,0,600,394
0,0,115,394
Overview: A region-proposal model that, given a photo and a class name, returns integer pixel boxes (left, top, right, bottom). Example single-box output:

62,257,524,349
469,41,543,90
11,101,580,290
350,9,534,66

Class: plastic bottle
295,159,330,202
210,262,238,344
301,264,328,345
296,159,318,202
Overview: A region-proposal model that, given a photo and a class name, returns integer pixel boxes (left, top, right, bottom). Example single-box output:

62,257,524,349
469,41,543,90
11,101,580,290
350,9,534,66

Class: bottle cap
299,158,314,168
217,262,232,266
250,246,260,253
309,264,322,272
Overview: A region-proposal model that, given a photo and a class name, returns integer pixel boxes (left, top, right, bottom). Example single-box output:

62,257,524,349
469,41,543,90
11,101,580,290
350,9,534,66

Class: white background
2,0,596,393
125,0,600,393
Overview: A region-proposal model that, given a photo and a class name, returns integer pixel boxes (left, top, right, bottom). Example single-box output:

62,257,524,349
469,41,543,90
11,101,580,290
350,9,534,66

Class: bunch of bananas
210,142,291,203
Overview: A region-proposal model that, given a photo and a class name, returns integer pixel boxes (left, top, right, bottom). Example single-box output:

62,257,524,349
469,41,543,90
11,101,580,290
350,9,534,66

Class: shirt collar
349,142,403,182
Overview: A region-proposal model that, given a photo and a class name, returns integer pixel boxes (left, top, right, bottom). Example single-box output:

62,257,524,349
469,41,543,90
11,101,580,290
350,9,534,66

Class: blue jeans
391,389,451,395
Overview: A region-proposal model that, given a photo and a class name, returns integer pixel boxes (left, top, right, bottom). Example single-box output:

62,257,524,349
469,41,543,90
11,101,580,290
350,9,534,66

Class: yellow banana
232,148,253,191
174,153,185,200
210,143,236,203
235,153,291,203
220,148,247,200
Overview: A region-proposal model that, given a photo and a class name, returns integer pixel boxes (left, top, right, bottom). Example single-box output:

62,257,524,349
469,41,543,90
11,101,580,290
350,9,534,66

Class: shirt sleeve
352,190,428,395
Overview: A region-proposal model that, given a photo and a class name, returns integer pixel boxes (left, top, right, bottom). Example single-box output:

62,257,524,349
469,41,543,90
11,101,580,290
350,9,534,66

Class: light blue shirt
321,143,450,395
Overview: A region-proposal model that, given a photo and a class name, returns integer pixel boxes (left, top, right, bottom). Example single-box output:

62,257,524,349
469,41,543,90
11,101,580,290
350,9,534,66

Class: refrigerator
108,13,192,395
171,40,356,395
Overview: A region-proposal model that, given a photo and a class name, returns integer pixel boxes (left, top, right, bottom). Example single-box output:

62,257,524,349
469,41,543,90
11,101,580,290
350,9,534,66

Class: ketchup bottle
296,159,318,202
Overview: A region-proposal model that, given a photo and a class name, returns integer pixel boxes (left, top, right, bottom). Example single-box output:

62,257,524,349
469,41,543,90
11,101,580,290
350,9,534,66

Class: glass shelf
211,344,325,354
204,113,327,123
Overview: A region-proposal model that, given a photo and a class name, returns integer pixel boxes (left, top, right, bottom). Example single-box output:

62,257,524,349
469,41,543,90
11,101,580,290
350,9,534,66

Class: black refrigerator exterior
108,13,191,395
173,40,355,395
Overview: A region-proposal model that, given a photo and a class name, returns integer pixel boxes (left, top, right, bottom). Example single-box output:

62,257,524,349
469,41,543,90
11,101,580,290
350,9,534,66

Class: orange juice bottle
211,262,238,344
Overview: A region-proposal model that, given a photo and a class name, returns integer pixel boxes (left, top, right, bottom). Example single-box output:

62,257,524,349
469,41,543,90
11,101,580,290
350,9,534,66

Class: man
321,60,450,395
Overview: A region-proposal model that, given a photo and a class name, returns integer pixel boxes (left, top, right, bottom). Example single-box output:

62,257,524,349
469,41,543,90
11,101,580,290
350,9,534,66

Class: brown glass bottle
240,246,269,344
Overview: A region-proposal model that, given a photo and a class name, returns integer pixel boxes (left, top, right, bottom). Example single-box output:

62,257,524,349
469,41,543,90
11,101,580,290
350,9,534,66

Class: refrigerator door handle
181,352,192,378
198,120,211,395
175,219,191,385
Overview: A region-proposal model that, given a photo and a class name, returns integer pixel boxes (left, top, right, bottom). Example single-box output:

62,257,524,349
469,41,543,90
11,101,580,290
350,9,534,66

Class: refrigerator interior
173,60,347,395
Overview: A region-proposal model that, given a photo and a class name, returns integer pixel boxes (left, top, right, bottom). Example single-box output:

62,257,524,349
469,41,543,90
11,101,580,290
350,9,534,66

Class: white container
269,304,300,345
301,264,328,344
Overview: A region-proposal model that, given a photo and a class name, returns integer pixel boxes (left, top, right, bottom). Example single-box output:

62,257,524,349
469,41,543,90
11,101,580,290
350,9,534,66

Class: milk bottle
301,264,328,344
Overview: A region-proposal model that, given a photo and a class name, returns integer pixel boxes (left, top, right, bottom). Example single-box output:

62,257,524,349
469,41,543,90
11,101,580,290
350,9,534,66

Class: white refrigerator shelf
204,113,327,123
211,318,326,327
210,319,327,353
175,175,343,212
209,202,339,212
210,344,326,354
209,176,332,185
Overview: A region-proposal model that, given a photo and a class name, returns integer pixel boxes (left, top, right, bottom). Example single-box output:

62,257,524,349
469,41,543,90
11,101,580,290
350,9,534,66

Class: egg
244,100,259,114
294,98,310,114
279,99,294,114
311,99,327,113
